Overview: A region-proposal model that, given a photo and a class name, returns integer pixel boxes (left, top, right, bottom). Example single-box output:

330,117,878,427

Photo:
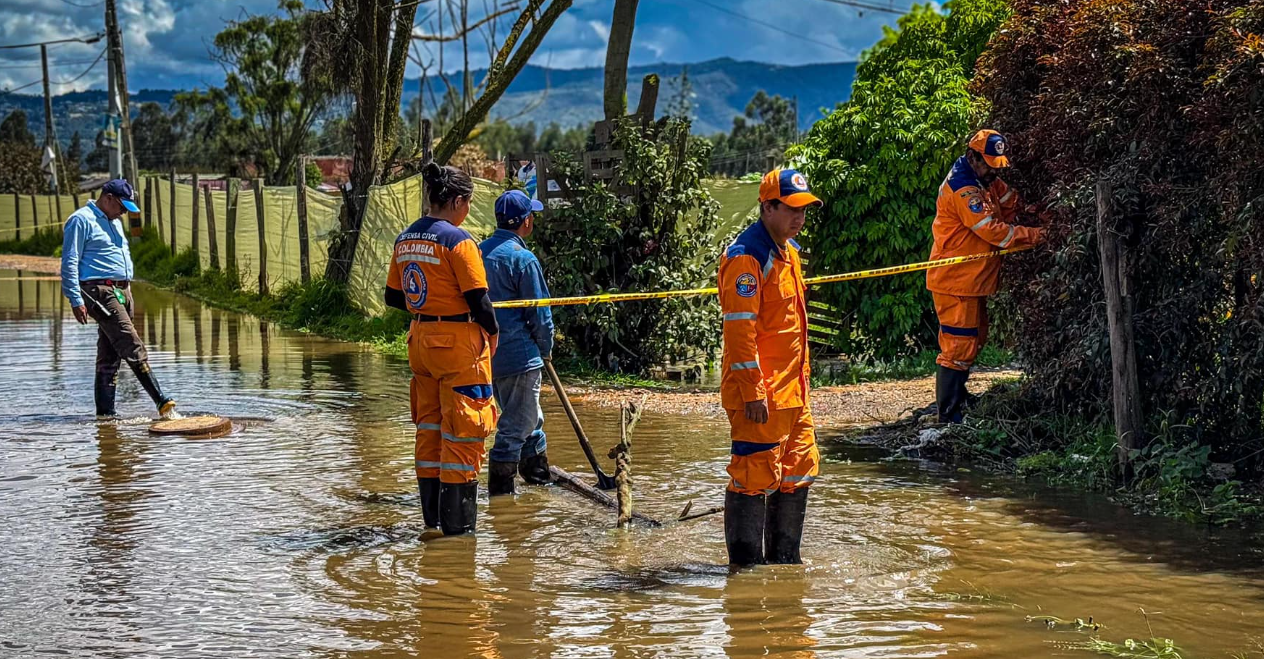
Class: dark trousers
82,281,149,385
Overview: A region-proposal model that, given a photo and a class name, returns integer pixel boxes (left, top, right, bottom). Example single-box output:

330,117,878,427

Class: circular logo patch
791,173,809,190
968,195,985,213
403,262,428,311
735,272,758,298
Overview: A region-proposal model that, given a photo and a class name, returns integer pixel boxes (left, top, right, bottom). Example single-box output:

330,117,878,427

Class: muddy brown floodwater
2,272,1264,658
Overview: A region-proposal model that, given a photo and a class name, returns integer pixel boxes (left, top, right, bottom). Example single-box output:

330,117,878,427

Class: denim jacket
479,229,555,378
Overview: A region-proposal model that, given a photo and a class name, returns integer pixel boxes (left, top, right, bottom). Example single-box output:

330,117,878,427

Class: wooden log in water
549,465,661,527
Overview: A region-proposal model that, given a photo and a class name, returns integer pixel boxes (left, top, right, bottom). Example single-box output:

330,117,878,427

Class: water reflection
3,272,1264,658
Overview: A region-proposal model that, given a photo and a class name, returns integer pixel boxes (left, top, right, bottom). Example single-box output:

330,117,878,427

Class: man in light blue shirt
62,179,176,418
480,190,554,496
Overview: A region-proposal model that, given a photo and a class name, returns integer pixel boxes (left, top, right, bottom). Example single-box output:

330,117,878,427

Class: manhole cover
149,415,233,438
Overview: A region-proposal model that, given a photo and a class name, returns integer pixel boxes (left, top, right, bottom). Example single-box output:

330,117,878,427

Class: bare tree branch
410,4,518,41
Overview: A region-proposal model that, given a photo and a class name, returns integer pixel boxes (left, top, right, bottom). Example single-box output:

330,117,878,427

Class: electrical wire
678,0,854,56
0,32,106,50
56,0,105,6
810,0,911,15
50,48,106,85
0,79,41,96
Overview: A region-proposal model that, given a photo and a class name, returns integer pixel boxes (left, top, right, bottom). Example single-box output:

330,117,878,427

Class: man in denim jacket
480,190,555,495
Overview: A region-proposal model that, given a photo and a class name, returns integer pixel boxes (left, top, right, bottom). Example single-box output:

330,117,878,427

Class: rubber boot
936,366,969,424
94,369,119,417
128,360,176,417
417,477,441,528
488,460,518,496
519,453,551,485
724,491,767,566
765,488,810,564
439,481,478,536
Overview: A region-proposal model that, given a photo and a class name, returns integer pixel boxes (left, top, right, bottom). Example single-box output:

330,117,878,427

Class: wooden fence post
143,177,153,229
296,156,310,283
13,193,20,242
204,186,219,271
1097,180,1143,470
169,169,177,254
225,179,239,275
72,191,80,209
253,178,268,295
54,190,63,225
191,172,200,253
155,175,164,244
30,194,38,232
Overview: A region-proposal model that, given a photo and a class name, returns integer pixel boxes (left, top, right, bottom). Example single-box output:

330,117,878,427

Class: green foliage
534,117,725,373
810,344,1013,386
0,110,35,147
0,228,63,256
132,102,178,171
708,91,799,177
974,0,1264,470
0,110,49,195
174,0,331,183
787,0,1009,360
304,162,323,188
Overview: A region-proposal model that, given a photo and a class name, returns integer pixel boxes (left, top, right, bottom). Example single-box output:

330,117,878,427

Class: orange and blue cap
969,129,1011,168
759,168,822,208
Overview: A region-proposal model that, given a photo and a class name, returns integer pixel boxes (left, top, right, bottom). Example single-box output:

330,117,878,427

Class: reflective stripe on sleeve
971,215,994,231
442,432,485,443
397,254,441,265
416,422,441,431
782,475,816,484
415,460,442,469
440,462,477,472
730,361,760,371
999,226,1017,248
1000,190,1014,204
724,312,757,322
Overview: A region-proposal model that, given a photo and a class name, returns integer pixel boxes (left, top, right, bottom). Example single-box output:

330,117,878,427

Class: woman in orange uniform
385,163,499,536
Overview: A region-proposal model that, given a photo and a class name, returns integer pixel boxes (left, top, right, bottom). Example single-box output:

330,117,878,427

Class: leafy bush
787,0,1009,360
0,228,63,257
974,0,1264,468
534,118,726,373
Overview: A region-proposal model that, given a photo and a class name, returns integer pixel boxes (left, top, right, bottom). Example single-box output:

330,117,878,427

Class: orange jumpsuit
927,156,1043,371
387,217,498,485
719,220,819,496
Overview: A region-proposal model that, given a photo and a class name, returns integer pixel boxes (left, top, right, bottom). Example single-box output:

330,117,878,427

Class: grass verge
0,228,63,257
811,345,1014,387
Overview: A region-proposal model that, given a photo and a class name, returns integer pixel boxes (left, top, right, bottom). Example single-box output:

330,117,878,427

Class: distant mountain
0,58,856,149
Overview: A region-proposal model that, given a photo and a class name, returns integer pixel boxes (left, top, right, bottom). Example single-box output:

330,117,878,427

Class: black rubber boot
488,460,518,496
724,491,767,566
765,488,810,564
439,481,478,536
417,477,441,528
936,366,970,424
519,453,551,485
94,368,119,417
128,360,175,417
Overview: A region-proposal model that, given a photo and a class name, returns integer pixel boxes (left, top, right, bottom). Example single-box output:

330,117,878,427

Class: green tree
180,1,332,184
85,130,110,173
535,118,724,372
64,132,83,185
131,102,178,171
708,91,798,177
0,110,35,147
787,0,1009,359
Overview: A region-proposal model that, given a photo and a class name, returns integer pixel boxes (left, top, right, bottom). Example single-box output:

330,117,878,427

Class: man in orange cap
717,167,821,566
927,130,1043,423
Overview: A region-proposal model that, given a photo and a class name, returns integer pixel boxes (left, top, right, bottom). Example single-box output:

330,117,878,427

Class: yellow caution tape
493,247,1032,309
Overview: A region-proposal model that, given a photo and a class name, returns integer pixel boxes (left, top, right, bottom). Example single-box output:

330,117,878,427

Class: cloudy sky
0,0,915,93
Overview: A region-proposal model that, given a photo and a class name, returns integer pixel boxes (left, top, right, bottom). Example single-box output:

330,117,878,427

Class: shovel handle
543,360,608,482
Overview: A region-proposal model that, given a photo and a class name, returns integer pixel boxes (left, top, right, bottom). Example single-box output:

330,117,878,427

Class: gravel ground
566,369,1021,429
0,254,60,274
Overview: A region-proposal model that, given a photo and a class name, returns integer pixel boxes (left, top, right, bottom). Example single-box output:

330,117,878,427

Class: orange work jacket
719,220,810,412
386,216,488,316
927,156,1042,297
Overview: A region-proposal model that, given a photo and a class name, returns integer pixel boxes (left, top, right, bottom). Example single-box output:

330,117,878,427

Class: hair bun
422,161,444,185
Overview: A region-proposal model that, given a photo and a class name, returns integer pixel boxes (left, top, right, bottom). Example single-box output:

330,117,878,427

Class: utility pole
105,3,122,178
40,44,63,194
106,0,137,183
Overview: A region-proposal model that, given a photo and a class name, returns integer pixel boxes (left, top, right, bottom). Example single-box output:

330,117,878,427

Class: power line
0,79,41,96
679,0,854,56
57,0,105,6
810,0,911,15
0,58,104,70
51,49,106,85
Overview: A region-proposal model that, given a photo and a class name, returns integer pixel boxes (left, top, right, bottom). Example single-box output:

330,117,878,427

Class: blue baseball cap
495,189,543,227
101,178,140,213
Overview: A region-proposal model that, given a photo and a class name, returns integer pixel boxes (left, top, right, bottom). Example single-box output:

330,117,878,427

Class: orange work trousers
408,321,498,484
933,293,989,372
726,405,819,495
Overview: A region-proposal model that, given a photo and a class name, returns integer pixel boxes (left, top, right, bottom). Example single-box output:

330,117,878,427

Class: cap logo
791,173,808,191
993,139,1006,155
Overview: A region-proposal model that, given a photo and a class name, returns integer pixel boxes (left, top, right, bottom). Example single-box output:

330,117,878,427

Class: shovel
543,359,618,490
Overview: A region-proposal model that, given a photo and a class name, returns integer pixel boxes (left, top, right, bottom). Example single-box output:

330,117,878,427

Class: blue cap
101,178,140,213
495,189,543,227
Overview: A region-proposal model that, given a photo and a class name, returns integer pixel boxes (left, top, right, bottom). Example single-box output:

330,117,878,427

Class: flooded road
2,271,1263,658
